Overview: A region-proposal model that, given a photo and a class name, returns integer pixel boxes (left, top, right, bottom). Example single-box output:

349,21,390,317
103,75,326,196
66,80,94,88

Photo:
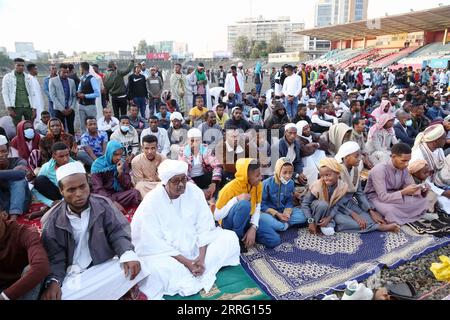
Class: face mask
405,120,413,127
252,115,260,122
280,177,290,185
24,128,35,139
120,126,130,133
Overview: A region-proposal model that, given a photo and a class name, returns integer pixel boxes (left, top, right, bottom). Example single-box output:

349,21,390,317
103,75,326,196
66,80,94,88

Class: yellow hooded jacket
216,158,262,219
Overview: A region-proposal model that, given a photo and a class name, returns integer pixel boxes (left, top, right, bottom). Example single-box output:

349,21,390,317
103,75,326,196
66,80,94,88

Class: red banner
146,52,170,61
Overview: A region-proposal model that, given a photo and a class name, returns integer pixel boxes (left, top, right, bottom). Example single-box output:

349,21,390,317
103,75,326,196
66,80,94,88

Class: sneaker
342,281,374,300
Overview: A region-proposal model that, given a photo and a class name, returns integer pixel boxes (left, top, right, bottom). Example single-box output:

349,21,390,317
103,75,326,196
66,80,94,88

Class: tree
233,36,251,59
250,40,268,59
0,52,12,67
268,33,285,53
137,40,148,55
147,45,156,53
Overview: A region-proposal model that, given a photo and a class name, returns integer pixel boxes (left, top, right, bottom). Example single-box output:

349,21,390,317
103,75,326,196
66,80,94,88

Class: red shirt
234,75,241,93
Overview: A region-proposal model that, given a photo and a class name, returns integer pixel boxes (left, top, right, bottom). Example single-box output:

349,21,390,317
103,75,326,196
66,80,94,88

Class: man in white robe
131,160,240,300
40,162,149,300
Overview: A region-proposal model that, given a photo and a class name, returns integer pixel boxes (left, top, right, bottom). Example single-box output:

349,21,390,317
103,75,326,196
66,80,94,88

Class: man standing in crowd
2,58,38,126
43,64,58,117
49,64,77,136
77,62,100,133
147,66,163,117
104,59,135,118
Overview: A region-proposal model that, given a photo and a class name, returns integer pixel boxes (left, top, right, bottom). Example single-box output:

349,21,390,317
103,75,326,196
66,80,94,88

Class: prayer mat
164,266,271,300
240,227,450,300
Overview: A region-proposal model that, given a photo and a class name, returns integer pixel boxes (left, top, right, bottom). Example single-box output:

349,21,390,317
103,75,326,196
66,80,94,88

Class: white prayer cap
238,62,244,68
398,94,405,99
335,141,360,163
158,160,188,185
284,123,297,132
187,128,202,139
170,112,183,121
56,161,86,183
0,135,8,146
433,91,440,96
308,98,317,104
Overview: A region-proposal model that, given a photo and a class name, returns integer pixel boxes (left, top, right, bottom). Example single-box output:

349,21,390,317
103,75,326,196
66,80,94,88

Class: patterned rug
240,227,450,300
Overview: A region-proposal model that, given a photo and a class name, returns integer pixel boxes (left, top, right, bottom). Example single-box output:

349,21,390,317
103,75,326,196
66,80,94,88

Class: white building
227,16,306,53
315,0,368,27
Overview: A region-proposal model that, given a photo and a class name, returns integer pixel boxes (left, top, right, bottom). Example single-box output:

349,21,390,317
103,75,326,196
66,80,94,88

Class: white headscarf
284,123,297,132
296,121,312,142
158,160,188,185
187,128,202,139
335,141,360,163
170,112,185,126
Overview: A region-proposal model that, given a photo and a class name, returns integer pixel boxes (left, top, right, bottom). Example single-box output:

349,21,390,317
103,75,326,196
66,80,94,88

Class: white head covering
0,135,8,146
56,161,86,183
308,98,317,104
158,160,188,185
284,123,297,132
296,121,310,135
335,141,360,163
170,112,185,125
187,128,202,139
238,62,244,68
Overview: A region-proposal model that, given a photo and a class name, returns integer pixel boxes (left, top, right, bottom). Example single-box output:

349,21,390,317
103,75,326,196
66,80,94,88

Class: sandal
386,282,418,300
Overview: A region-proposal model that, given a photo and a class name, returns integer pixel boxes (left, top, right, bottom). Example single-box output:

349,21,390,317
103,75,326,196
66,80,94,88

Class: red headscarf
10,120,40,160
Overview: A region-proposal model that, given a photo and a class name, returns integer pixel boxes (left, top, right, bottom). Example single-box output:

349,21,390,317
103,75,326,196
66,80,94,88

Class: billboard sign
146,52,170,61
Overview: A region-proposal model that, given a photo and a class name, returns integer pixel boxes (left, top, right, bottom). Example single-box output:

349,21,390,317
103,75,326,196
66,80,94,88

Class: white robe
131,183,240,300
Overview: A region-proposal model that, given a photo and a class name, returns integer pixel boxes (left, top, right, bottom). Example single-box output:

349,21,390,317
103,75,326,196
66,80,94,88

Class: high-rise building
227,16,305,53
15,42,35,53
315,0,368,27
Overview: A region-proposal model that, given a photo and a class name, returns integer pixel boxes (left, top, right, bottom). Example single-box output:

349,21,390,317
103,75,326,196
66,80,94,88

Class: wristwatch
308,218,315,224
251,224,258,231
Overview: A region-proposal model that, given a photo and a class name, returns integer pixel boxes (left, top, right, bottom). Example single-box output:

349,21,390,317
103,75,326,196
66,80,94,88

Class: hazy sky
0,0,449,55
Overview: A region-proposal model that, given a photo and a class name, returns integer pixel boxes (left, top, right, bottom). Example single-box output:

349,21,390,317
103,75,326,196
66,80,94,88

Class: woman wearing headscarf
10,120,41,170
366,113,398,165
179,128,222,200
321,122,352,156
334,142,400,233
91,141,141,211
248,108,264,127
39,118,76,164
254,62,263,96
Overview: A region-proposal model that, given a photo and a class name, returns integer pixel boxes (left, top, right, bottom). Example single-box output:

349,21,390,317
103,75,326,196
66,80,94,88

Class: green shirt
14,72,30,108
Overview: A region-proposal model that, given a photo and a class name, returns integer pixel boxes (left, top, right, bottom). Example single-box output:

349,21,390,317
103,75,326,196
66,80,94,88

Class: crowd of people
1,56,450,300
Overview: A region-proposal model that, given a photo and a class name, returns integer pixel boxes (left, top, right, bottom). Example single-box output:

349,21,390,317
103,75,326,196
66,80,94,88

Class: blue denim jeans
133,97,147,118
285,97,298,120
48,100,55,117
222,200,299,249
258,208,307,247
148,97,160,117
222,200,251,239
0,174,31,215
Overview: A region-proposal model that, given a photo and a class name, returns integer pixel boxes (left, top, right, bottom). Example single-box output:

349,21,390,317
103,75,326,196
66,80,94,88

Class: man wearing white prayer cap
411,124,449,193
131,160,240,300
40,162,148,300
0,135,31,220
168,111,190,159
306,98,317,118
